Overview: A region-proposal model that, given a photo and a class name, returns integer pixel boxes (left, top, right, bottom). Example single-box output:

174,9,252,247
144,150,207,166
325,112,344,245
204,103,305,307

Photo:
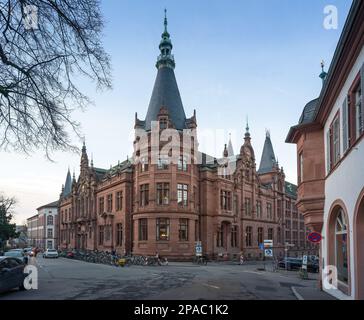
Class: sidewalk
291,286,337,300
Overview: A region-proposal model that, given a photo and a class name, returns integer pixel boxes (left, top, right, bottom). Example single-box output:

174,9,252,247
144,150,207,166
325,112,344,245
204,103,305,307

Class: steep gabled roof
63,169,72,197
258,133,276,174
144,66,187,131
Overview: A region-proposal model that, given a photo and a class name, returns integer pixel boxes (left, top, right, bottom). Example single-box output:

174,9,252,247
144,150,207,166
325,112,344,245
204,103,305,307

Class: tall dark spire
156,9,175,70
143,10,187,131
258,130,277,174
62,168,72,197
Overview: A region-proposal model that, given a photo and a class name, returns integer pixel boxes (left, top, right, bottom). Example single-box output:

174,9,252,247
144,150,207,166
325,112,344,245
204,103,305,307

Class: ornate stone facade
58,13,315,260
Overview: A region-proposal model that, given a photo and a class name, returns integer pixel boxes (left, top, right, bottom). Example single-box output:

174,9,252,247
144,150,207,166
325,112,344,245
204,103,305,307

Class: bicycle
193,255,208,265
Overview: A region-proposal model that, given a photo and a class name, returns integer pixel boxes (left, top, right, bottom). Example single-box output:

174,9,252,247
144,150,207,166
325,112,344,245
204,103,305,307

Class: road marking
202,283,220,290
291,286,304,300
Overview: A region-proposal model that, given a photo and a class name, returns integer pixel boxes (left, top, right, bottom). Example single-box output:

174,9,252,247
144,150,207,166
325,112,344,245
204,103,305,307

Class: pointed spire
227,134,234,157
245,116,251,140
258,131,277,174
223,144,228,158
80,141,89,175
319,60,328,84
90,153,94,168
156,9,175,69
63,168,72,197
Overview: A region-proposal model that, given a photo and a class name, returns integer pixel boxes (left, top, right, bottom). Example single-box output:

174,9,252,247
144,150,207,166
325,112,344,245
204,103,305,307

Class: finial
164,8,168,31
266,129,271,139
91,153,94,167
319,60,328,83
246,116,250,133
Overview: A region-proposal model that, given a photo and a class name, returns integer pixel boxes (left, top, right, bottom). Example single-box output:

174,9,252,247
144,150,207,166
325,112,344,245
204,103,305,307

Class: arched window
335,209,349,284
47,215,54,226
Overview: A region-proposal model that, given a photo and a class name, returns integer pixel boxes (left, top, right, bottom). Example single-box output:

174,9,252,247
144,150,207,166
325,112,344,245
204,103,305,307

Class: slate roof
37,200,59,211
298,98,319,125
258,134,277,174
63,170,72,197
144,66,187,131
285,181,298,199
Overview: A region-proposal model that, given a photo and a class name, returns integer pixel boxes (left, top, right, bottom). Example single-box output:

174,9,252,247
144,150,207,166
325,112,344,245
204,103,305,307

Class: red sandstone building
59,13,315,260
287,1,364,299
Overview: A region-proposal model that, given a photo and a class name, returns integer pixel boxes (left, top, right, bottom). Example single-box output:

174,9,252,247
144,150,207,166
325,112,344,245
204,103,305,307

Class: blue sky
0,0,352,223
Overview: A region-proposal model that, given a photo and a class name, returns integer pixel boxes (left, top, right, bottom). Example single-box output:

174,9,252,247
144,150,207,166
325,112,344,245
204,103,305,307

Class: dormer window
159,117,168,129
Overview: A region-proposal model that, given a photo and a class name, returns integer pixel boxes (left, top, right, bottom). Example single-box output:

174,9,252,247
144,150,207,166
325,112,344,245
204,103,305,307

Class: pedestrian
240,253,244,265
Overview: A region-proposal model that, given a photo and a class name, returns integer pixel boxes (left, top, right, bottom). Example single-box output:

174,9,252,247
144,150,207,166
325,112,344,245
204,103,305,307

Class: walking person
239,252,244,265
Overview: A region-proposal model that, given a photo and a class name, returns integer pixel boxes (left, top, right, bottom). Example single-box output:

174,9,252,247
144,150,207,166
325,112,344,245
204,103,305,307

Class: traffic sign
302,255,308,270
264,249,273,257
195,242,202,256
264,240,273,248
307,232,322,244
259,243,264,251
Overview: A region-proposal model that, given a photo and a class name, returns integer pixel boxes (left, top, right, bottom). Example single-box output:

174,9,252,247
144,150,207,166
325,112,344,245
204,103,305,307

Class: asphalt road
0,256,320,300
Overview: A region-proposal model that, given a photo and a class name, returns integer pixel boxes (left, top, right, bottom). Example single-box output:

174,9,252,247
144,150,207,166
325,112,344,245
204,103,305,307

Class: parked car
278,258,303,271
4,250,28,264
23,248,33,256
0,257,27,293
43,249,59,259
307,260,320,273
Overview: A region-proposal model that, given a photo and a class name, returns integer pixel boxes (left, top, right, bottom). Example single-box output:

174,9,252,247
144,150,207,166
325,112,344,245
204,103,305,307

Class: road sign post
195,241,202,257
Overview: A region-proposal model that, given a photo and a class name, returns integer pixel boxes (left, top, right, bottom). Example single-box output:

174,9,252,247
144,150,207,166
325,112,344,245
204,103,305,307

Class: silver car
43,249,59,259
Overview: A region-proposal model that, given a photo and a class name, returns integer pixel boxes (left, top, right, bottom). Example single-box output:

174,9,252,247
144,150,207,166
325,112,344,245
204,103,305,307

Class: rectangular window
327,112,341,172
99,197,104,214
178,155,188,172
286,219,291,229
157,183,170,205
326,130,331,173
268,228,273,241
156,218,170,241
257,227,263,245
220,190,232,211
179,219,189,241
298,152,304,184
355,80,363,139
116,223,123,246
107,194,113,212
267,203,272,220
140,184,149,207
231,226,238,248
246,226,252,247
116,191,123,211
47,228,53,238
342,98,349,153
177,184,188,207
105,225,111,241
157,155,169,170
99,226,104,245
245,198,252,216
256,201,262,218
138,219,148,241
140,157,149,172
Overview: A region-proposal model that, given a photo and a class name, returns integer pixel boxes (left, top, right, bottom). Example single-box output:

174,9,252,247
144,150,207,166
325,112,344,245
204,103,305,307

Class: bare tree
0,194,17,250
0,0,111,157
